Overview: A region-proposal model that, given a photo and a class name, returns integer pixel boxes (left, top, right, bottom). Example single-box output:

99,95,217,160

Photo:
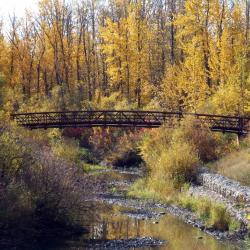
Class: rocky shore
84,237,166,250
196,167,250,225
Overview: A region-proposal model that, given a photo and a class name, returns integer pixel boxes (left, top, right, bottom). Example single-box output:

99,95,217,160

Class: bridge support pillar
236,133,245,147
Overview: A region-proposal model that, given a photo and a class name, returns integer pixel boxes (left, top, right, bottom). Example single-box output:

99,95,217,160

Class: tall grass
178,193,241,231
209,136,250,186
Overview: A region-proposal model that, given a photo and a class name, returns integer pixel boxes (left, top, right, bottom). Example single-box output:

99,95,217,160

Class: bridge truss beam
11,110,250,135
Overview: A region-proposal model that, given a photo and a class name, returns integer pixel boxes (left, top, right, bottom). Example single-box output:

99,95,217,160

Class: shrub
178,193,195,210
159,141,199,187
51,137,81,164
139,120,200,194
22,148,84,225
89,127,119,159
89,127,143,167
0,123,90,233
209,204,230,231
246,237,250,249
134,116,237,201
79,147,98,164
228,218,241,232
195,198,212,221
109,149,143,168
178,194,212,219
129,178,174,202
174,117,234,162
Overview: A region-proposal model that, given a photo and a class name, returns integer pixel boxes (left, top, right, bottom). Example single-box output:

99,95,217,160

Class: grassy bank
177,193,241,231
208,148,250,186
82,163,111,173
129,181,242,232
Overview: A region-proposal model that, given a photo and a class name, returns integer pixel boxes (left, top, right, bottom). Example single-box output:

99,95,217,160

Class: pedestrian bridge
11,110,250,135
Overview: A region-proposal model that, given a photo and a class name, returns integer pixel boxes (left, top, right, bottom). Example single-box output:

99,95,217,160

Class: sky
0,0,39,21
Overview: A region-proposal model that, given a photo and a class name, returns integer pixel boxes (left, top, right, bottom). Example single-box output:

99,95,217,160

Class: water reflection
46,169,245,250
52,201,244,250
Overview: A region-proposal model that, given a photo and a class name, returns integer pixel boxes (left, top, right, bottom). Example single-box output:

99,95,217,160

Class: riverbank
130,172,249,241
95,168,248,242
85,167,247,250
0,160,248,249
1,120,249,249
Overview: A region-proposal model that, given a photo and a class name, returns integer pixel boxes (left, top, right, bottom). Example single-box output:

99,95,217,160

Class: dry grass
210,149,250,186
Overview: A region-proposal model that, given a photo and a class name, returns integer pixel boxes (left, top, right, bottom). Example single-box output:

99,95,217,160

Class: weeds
128,178,174,202
178,193,241,231
82,163,110,173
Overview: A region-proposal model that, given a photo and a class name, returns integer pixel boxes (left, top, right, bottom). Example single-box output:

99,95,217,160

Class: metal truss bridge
11,110,250,135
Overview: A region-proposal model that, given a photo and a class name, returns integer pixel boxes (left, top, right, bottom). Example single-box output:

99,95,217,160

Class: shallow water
45,201,243,250
44,169,245,250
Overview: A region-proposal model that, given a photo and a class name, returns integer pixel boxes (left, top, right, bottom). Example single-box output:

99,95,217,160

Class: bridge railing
11,110,250,134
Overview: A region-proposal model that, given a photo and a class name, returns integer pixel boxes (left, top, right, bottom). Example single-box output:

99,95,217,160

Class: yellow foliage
52,138,80,164
100,3,152,106
140,122,200,190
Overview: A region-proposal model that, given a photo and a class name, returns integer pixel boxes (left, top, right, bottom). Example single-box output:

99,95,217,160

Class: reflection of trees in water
81,204,234,250
80,202,232,250
88,213,232,250
87,213,144,240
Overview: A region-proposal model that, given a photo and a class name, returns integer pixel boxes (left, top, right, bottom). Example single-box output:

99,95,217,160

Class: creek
42,169,245,250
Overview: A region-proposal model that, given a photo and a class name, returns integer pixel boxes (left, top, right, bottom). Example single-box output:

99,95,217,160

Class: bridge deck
11,110,250,134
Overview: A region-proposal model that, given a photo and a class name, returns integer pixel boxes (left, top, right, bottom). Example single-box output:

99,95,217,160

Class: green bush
195,198,212,221
79,147,98,164
228,218,241,232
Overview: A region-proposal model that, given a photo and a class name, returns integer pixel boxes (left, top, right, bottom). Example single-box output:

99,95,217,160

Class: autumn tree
0,0,248,115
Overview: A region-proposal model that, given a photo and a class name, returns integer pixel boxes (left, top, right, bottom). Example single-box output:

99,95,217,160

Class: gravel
85,237,166,249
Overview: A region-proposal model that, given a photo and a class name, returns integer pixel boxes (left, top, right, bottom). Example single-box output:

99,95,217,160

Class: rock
197,168,250,204
159,212,166,215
